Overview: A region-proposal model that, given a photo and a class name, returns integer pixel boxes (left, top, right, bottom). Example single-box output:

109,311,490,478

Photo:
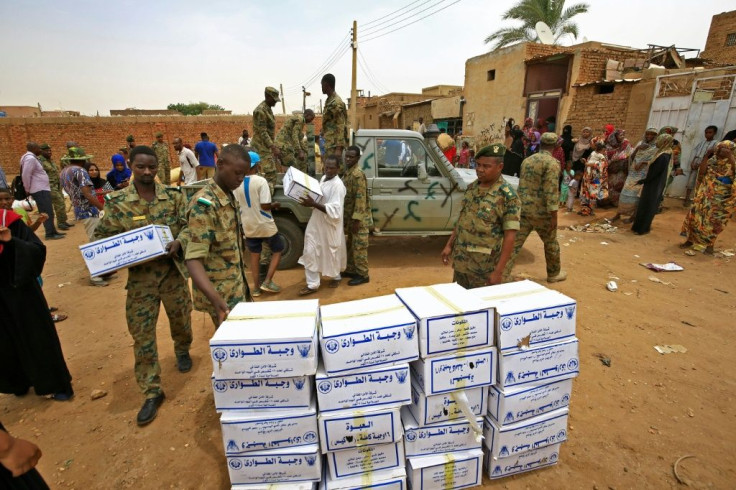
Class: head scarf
0,208,22,255
607,129,624,148
87,164,107,189
716,140,736,158
572,127,592,162
604,124,615,137
648,134,674,165
659,126,678,136
524,118,533,128
107,154,131,186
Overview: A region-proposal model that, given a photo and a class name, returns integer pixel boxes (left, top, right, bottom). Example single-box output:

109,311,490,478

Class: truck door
370,137,452,232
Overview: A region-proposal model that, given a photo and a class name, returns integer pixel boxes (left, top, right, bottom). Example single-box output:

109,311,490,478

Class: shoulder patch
197,197,213,207
165,186,182,193
105,189,124,201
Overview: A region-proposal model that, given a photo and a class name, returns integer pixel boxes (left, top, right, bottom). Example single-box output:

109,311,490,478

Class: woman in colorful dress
612,128,658,223
680,140,736,254
579,141,608,216
601,129,632,207
631,134,673,235
86,163,114,206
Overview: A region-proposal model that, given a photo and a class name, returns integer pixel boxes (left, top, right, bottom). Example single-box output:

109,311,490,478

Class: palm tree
484,0,589,50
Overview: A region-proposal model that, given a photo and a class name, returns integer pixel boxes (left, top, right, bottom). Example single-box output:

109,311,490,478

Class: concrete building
701,10,736,65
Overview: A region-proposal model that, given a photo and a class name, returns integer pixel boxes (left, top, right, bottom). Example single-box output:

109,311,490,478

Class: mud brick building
701,10,736,65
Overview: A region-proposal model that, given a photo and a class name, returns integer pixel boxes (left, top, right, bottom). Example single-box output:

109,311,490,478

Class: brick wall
563,83,639,138
701,10,736,65
401,102,433,130
0,115,322,175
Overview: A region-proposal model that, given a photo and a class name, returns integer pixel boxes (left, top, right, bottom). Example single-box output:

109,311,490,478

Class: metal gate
647,70,736,197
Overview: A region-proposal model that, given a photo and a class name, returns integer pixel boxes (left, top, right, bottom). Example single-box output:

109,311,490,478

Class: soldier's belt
466,245,494,254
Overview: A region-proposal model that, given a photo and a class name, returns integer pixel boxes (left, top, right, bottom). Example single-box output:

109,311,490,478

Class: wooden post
279,84,286,115
350,20,358,131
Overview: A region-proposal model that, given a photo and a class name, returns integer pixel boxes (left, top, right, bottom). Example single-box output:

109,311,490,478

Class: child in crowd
468,149,476,169
0,187,47,232
559,161,574,207
567,171,583,212
580,141,608,216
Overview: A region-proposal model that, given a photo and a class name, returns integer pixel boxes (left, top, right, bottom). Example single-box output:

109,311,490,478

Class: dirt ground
2,196,735,489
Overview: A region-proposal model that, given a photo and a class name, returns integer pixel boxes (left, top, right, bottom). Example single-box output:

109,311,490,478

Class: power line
357,50,391,94
283,43,352,96
361,0,444,36
362,0,423,28
361,0,463,43
285,31,351,92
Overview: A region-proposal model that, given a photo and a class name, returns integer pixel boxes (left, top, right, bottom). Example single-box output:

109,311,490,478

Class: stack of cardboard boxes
316,295,420,489
472,280,579,480
209,300,323,488
395,283,497,490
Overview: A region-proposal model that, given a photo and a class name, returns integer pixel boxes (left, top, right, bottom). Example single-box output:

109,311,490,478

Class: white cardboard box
473,284,576,354
394,283,493,357
226,444,322,485
283,166,324,203
210,300,319,380
410,346,496,395
487,378,572,425
316,363,411,414
497,338,579,388
233,483,315,490
220,401,318,455
319,466,406,490
409,382,487,426
327,441,405,480
320,295,419,375
318,407,403,454
212,374,312,411
79,224,174,277
484,443,561,479
402,407,483,457
406,449,483,490
483,408,568,459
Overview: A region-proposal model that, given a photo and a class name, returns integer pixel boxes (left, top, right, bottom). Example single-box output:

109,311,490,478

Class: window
595,84,614,95
376,140,438,178
487,69,496,81
726,33,736,47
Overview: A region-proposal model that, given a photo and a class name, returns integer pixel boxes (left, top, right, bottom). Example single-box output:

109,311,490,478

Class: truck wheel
274,215,304,270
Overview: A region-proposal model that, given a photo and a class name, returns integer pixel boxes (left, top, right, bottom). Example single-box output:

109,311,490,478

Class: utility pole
279,84,286,115
350,20,358,131
302,86,311,113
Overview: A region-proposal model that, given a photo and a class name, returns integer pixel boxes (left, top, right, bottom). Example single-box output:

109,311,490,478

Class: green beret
40,143,51,150
155,132,163,138
541,132,558,145
126,134,135,142
476,144,505,158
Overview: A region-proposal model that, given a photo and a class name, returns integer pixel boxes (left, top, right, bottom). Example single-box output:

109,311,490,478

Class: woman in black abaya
631,134,673,235
0,208,73,400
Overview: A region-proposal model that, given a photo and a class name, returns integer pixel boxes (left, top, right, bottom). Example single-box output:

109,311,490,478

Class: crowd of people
2,76,736,485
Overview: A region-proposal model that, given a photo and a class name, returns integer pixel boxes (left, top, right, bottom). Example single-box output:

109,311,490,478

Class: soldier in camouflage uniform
342,146,372,285
442,144,520,288
185,144,252,328
39,143,73,230
321,73,348,166
306,122,317,176
59,141,79,168
505,132,567,283
251,86,281,195
93,145,193,427
275,109,315,174
152,132,171,184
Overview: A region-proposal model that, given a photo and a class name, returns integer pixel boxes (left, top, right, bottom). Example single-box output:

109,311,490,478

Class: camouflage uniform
39,155,68,225
152,141,172,184
323,92,348,157
452,178,520,288
506,150,562,278
275,114,308,173
185,179,252,326
305,123,316,176
343,164,372,277
251,101,278,194
93,183,192,399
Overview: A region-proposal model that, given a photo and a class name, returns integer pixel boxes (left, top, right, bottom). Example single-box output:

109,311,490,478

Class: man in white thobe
297,156,347,295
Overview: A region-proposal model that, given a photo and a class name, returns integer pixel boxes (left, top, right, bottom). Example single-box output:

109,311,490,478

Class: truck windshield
426,137,468,191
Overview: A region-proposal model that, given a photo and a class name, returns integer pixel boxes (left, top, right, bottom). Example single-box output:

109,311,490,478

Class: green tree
484,0,589,50
167,102,225,115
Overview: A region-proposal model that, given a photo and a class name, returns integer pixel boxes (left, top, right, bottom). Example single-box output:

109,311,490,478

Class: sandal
49,307,59,313
52,313,68,323
329,279,341,288
298,286,318,296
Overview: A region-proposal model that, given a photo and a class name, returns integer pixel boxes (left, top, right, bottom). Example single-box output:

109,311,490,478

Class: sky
0,0,733,116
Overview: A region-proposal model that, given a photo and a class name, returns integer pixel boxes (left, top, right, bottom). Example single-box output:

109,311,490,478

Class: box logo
501,318,513,331
83,249,95,259
567,359,578,371
396,370,408,383
228,459,242,470
213,380,228,393
565,306,575,319
297,344,312,358
324,339,340,354
403,324,415,339
304,431,317,443
318,381,332,394
405,430,417,442
305,455,317,466
293,377,306,390
226,440,239,452
212,348,227,362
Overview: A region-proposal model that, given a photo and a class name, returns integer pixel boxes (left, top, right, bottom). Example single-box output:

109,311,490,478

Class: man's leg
249,246,262,292
305,268,321,290
344,229,356,275
159,267,193,370
125,282,163,398
262,234,284,290
352,224,370,278
32,191,58,236
51,187,68,226
532,217,562,278
503,217,533,278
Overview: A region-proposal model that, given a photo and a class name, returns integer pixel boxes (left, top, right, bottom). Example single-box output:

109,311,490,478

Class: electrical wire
362,0,423,28
357,50,391,94
361,0,446,37
285,31,351,92
283,42,351,96
361,0,462,43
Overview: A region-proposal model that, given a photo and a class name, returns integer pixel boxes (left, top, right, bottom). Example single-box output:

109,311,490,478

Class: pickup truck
270,127,518,269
